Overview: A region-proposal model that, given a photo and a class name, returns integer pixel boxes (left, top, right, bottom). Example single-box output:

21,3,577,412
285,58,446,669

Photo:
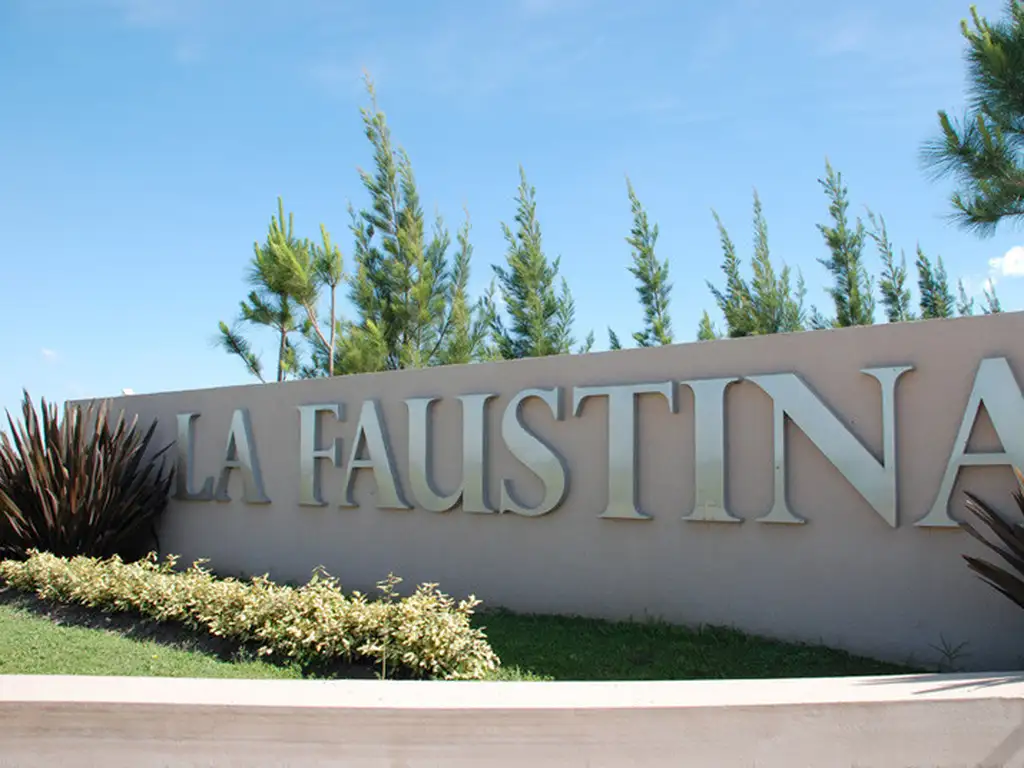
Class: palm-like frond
0,392,174,561
961,467,1024,611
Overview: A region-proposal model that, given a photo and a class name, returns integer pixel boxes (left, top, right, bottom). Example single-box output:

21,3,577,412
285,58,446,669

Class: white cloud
40,348,58,362
989,246,1024,278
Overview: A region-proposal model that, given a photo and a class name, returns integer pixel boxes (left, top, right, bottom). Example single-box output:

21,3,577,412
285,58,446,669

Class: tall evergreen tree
697,310,720,340
922,2,1024,233
607,328,622,350
708,212,754,336
916,246,956,319
490,166,577,358
984,281,1003,313
344,77,480,371
706,191,806,336
957,278,976,316
867,211,914,323
436,212,491,365
816,160,875,327
625,178,673,347
216,199,307,382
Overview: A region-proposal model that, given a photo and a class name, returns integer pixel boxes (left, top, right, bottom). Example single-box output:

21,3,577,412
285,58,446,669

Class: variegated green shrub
0,551,499,680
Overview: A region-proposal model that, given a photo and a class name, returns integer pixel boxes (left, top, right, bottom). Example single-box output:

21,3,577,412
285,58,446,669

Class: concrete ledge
2,673,1024,767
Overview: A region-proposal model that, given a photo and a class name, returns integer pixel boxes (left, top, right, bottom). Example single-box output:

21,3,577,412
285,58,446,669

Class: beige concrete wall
3,674,1024,767
83,313,1024,669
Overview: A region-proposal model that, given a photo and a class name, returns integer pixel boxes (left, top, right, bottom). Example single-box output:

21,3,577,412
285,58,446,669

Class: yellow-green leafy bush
0,551,499,680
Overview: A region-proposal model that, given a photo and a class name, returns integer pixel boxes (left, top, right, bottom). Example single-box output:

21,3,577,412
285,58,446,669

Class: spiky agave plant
0,391,174,561
961,468,1024,610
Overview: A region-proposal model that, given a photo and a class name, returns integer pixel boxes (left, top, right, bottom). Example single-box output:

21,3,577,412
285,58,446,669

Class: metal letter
747,366,913,526
297,404,342,507
406,396,462,513
680,377,742,523
918,357,1024,528
339,399,410,510
172,412,214,501
404,394,497,514
213,408,271,504
572,382,675,520
500,387,568,517
459,393,498,514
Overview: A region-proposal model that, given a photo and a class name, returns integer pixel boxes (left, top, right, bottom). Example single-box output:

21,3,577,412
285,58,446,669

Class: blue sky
3,0,1023,416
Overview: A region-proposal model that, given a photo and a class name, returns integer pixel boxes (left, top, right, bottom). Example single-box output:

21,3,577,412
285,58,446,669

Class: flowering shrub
0,551,500,680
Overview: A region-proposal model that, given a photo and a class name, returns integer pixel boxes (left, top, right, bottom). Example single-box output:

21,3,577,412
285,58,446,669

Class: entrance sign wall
84,313,1024,669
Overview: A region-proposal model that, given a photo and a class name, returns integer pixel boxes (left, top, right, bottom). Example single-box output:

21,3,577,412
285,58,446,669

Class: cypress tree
437,212,491,365
984,282,1003,313
490,166,577,358
956,279,976,316
697,310,720,340
706,191,805,336
867,211,914,323
708,211,755,337
816,160,875,327
916,246,955,319
625,178,673,347
345,77,479,371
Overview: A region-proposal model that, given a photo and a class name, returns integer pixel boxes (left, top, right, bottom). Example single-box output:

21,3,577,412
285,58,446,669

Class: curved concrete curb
2,673,1024,766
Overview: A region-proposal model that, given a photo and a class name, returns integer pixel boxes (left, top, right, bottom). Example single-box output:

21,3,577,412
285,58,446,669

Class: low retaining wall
2,673,1024,767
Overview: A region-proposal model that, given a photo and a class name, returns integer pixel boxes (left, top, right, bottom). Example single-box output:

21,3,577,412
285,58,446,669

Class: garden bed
0,554,916,682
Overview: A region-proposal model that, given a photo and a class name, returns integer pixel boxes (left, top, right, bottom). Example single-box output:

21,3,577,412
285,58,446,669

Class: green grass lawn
0,590,914,681
476,610,913,681
0,602,300,679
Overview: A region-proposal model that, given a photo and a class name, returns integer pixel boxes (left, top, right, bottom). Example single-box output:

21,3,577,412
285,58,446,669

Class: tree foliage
916,246,956,319
707,191,806,337
345,81,463,371
867,211,914,323
816,160,875,327
489,166,578,359
216,199,308,382
211,74,1019,377
625,178,673,347
923,1,1024,234
215,77,493,379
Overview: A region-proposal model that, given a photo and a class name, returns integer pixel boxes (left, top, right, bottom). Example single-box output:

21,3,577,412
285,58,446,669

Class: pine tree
490,166,577,358
625,178,673,347
706,191,806,336
867,211,914,323
270,206,346,377
216,200,307,382
922,2,1024,233
816,160,875,327
916,246,955,319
